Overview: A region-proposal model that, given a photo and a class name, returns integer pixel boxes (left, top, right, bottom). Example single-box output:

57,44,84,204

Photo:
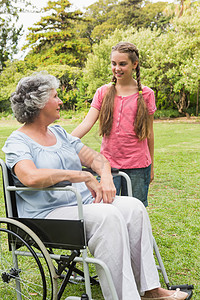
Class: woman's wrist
83,171,95,183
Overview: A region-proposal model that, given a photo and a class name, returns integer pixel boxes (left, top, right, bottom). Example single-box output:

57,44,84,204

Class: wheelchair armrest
82,167,119,176
7,183,83,219
82,168,133,197
15,181,71,188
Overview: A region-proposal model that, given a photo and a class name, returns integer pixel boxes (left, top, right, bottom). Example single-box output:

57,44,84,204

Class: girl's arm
147,114,155,183
71,107,100,138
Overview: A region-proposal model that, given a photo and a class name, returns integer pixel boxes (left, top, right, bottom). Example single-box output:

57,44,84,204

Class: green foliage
156,91,175,110
0,0,24,71
136,1,174,31
0,60,37,105
0,0,36,71
120,0,173,31
80,0,123,44
77,0,171,47
117,0,145,28
1,0,199,117
0,61,82,111
43,65,83,110
82,5,200,114
23,0,90,67
154,109,181,119
74,78,91,111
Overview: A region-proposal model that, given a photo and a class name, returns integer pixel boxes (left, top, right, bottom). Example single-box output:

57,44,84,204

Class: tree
0,58,37,112
118,0,173,31
2,0,199,115
75,0,122,46
0,59,83,111
76,0,174,48
134,1,174,31
171,5,200,114
0,0,24,71
174,0,198,17
23,0,90,67
82,6,200,115
119,0,143,27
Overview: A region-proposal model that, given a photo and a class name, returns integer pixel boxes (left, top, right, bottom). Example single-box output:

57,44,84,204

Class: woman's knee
113,196,149,224
84,203,125,235
113,196,145,212
85,203,128,254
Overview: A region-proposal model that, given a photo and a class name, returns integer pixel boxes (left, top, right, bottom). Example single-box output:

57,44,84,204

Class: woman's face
41,89,63,122
111,51,137,82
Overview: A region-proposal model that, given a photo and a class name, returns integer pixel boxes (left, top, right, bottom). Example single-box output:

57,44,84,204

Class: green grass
0,118,199,299
147,121,200,299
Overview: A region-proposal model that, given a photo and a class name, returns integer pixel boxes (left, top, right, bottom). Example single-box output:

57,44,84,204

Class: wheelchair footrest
65,294,89,300
168,284,194,300
65,297,81,300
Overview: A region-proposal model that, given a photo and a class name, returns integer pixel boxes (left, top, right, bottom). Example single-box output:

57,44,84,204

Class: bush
154,109,181,119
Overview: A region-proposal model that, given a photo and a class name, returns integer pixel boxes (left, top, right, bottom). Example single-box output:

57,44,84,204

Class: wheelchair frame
0,159,118,300
0,159,193,300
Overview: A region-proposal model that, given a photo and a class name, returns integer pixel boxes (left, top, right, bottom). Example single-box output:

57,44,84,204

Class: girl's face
111,51,137,82
41,89,63,122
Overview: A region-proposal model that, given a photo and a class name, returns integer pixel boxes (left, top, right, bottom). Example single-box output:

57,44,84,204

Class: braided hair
99,42,150,140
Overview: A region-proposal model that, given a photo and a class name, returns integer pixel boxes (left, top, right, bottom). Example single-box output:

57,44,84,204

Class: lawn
0,116,199,299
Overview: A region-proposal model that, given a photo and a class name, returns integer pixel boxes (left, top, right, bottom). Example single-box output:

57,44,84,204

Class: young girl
72,42,156,207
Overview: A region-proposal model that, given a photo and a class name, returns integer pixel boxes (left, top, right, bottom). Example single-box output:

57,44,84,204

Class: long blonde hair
99,42,150,141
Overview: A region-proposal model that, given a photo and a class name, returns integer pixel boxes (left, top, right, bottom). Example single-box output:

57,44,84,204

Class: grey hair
10,72,60,124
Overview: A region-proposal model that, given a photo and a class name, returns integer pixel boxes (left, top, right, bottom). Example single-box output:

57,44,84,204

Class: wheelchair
0,159,193,300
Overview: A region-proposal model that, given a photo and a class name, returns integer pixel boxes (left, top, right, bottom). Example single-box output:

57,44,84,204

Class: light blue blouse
2,125,93,218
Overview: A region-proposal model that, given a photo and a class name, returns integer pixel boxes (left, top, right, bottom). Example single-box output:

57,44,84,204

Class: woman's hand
84,172,103,203
100,174,116,204
79,145,116,203
85,172,116,204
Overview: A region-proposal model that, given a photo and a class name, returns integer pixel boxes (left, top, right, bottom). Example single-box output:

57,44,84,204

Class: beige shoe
141,288,188,300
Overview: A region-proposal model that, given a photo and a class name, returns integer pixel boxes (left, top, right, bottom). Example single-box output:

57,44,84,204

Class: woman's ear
132,61,138,70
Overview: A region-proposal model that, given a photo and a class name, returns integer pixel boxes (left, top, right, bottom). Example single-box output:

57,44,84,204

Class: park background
0,0,199,299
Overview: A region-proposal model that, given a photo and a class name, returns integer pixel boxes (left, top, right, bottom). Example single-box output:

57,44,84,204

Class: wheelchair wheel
0,218,57,300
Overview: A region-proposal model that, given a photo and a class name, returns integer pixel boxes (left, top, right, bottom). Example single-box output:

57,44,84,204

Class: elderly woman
2,72,188,300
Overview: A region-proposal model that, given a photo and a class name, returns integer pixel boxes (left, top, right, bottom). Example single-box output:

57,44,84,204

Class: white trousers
46,196,160,300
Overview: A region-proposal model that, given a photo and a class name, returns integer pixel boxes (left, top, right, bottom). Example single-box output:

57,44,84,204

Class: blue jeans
113,165,151,207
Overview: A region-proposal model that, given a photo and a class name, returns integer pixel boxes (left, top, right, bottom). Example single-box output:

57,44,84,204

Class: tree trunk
196,82,199,116
178,0,184,17
177,88,186,113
